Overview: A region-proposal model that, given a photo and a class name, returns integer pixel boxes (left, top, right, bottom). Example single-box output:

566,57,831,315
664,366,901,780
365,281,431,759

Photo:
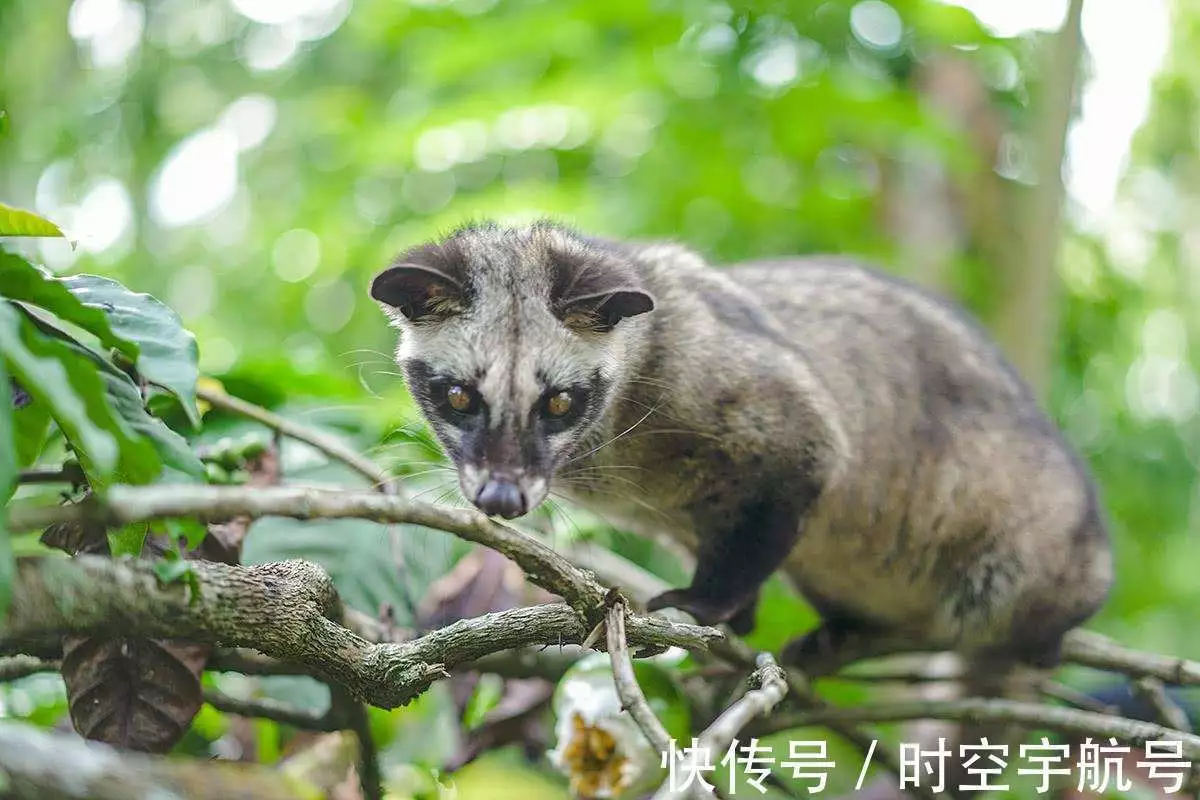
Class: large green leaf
0,204,63,238
0,358,17,619
26,314,205,482
0,253,135,360
0,302,120,478
96,360,204,481
59,275,201,429
0,254,201,430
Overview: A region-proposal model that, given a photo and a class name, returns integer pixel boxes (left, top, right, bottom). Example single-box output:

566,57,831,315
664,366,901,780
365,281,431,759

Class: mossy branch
0,552,719,710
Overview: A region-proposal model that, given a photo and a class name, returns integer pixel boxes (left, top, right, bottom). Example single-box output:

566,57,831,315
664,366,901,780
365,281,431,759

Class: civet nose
475,478,527,519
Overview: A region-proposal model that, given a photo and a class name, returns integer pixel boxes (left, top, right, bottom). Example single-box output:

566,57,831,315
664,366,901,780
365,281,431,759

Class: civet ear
370,263,465,323
558,287,656,332
552,248,656,332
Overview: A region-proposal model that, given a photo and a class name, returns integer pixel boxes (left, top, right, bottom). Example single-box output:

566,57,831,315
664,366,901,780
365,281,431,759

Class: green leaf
153,557,192,584
0,252,136,361
13,400,51,468
27,316,205,482
153,555,200,599
463,674,504,731
165,518,208,550
0,110,8,139
6,307,204,484
108,523,149,557
0,359,18,620
0,302,120,478
59,274,202,429
90,351,204,480
0,204,64,238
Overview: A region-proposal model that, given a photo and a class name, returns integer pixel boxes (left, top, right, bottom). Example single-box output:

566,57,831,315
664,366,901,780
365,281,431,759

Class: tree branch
1063,628,1200,686
6,484,609,616
203,687,339,731
607,598,673,753
698,652,788,756
577,544,928,798
0,654,57,681
207,648,310,677
9,475,1199,799
0,555,718,710
1134,678,1193,733
0,719,314,799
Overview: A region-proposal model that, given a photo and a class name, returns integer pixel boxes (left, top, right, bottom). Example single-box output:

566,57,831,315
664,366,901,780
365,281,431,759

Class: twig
607,598,673,753
699,652,788,755
1064,629,1200,686
0,654,58,681
16,464,84,485
836,668,1128,716
567,542,676,603
751,697,1200,759
1134,678,1193,733
464,645,584,682
203,688,338,731
208,648,310,677
831,665,961,684
1041,680,1119,715
822,717,918,799
652,654,788,800
716,635,935,800
0,718,313,799
197,387,395,494
6,484,609,616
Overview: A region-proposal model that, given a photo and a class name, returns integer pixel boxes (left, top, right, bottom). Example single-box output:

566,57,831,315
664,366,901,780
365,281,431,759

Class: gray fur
370,221,1113,668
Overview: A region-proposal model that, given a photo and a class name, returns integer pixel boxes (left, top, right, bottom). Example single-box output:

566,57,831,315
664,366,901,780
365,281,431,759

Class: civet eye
446,384,475,413
545,391,573,417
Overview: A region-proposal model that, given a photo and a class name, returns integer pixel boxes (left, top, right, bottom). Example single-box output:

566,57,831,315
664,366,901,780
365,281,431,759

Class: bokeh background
1,0,1197,796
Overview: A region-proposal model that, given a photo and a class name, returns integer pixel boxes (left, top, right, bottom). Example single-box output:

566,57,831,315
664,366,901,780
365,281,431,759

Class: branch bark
1063,628,1200,686
607,599,674,753
697,652,788,756
0,719,314,799
1134,678,1193,733
0,554,719,709
0,654,57,681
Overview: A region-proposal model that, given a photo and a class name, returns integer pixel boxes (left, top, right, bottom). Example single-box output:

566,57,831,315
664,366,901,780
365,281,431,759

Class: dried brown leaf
61,636,210,753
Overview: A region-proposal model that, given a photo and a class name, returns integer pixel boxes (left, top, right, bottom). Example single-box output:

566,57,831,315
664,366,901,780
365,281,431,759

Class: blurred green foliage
0,0,1198,797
